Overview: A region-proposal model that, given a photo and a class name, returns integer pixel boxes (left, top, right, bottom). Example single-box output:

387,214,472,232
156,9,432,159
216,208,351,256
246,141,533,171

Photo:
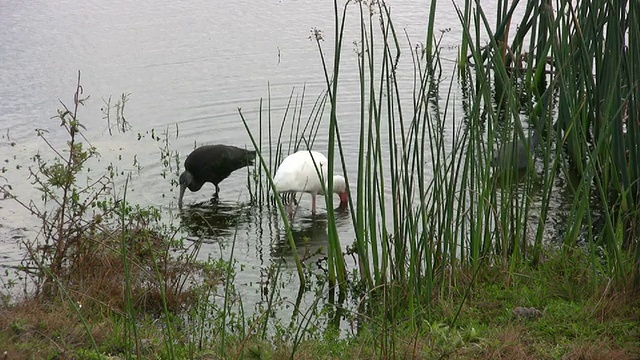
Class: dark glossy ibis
492,129,540,169
178,144,255,209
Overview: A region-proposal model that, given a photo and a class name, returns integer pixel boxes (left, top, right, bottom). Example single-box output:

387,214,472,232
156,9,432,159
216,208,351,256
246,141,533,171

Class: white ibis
492,129,540,169
273,150,349,215
178,144,255,209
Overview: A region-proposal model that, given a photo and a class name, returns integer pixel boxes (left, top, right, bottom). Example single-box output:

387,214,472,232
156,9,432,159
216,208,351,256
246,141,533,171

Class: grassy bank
1,247,638,359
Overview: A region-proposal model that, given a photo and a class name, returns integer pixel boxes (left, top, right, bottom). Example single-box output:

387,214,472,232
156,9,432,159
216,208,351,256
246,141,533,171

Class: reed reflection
270,206,350,266
178,200,253,240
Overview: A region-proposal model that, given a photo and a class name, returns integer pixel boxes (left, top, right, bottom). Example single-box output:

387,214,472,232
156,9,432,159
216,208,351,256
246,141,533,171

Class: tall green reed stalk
459,0,639,290
312,1,352,297
346,0,640,327
550,0,638,287
240,84,331,289
289,0,516,331
241,0,637,338
342,0,455,328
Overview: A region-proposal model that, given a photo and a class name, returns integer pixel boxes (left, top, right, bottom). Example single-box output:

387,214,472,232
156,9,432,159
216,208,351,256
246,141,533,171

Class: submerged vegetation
1,0,639,359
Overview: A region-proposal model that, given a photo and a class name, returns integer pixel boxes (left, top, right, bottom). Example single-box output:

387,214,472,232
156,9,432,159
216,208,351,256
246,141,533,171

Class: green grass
1,246,638,359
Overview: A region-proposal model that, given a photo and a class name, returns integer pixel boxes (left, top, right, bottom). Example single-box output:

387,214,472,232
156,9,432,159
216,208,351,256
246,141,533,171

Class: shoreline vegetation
1,1,639,359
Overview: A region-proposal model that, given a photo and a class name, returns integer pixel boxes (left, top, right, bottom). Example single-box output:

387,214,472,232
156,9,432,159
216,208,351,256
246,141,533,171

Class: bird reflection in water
270,206,350,266
178,200,253,240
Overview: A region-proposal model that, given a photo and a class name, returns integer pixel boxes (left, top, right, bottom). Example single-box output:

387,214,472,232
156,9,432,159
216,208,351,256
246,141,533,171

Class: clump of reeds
241,0,639,341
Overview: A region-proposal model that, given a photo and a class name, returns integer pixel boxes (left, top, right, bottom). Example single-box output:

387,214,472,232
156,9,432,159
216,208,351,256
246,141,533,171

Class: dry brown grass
562,340,638,360
454,325,535,360
62,228,221,315
484,326,531,359
590,284,640,322
0,227,223,359
0,298,115,359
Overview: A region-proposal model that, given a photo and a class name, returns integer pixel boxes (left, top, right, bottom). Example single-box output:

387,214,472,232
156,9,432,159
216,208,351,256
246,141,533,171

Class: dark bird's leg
212,184,220,201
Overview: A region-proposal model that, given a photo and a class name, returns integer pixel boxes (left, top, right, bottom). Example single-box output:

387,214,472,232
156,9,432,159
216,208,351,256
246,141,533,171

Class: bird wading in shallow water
273,150,349,217
178,145,256,209
492,129,541,170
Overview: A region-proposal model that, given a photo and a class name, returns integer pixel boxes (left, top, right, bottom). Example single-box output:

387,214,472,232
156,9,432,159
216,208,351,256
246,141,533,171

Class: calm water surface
1,0,569,324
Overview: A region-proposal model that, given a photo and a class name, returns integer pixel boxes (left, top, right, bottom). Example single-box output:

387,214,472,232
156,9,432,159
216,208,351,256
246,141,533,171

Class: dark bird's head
178,170,195,209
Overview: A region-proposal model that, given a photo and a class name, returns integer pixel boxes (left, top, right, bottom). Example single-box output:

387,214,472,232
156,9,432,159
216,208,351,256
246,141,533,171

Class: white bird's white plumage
274,150,330,194
273,150,349,215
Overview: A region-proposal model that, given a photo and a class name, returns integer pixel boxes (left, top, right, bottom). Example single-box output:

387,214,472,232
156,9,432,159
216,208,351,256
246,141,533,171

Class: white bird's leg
311,194,317,214
287,195,294,219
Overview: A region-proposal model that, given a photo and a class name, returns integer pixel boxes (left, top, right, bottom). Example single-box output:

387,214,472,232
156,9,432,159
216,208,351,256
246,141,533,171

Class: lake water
1,0,571,325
